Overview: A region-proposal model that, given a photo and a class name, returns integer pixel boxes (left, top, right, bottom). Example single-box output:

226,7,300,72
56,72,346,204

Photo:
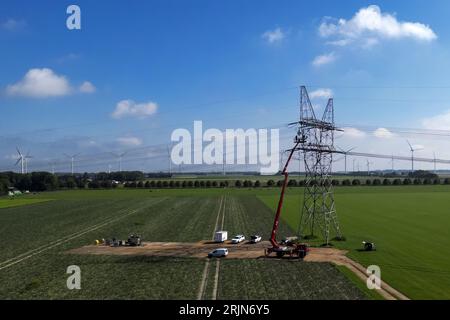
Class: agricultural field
0,198,54,209
0,189,368,300
2,185,448,300
260,185,450,299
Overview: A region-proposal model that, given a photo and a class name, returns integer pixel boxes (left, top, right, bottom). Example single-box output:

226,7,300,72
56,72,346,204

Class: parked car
250,235,262,243
231,235,245,244
208,248,228,258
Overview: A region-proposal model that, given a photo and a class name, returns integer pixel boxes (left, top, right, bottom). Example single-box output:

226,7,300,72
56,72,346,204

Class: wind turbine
64,153,80,175
49,161,56,175
406,140,423,172
166,145,172,175
24,151,32,174
15,147,25,174
338,147,355,174
366,159,373,176
391,154,395,172
433,152,437,173
111,152,127,172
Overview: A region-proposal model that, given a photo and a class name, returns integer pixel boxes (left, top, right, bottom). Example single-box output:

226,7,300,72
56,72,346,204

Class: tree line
123,177,450,189
0,171,145,195
1,170,449,195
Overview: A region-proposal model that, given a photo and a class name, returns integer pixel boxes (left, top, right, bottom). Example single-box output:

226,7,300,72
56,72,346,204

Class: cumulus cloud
117,136,142,147
5,68,95,98
309,88,333,99
312,52,336,66
373,127,395,139
6,68,72,98
79,81,96,93
342,127,366,138
319,5,437,47
111,100,158,119
422,110,450,130
262,27,285,44
1,18,26,31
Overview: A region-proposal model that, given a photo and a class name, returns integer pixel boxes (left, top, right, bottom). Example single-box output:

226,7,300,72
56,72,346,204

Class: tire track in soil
0,197,166,271
212,196,226,300
197,196,224,300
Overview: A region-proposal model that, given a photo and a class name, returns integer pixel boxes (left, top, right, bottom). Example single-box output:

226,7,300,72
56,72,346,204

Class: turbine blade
406,140,413,151
14,158,21,165
16,147,22,156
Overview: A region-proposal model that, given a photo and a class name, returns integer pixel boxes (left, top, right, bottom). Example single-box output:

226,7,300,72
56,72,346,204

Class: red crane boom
269,141,300,248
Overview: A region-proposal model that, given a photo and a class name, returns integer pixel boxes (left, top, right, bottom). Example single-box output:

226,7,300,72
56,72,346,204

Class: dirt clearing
68,240,408,300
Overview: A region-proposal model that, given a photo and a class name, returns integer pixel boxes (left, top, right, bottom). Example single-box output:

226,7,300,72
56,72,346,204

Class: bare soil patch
68,240,408,300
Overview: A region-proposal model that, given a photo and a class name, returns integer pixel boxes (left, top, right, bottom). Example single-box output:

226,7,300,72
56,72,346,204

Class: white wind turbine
366,159,373,176
338,146,356,174
111,152,127,172
14,147,25,174
64,153,81,175
24,151,32,173
406,140,424,172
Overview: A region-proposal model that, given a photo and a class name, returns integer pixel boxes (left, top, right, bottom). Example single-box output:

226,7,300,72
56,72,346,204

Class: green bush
288,179,298,187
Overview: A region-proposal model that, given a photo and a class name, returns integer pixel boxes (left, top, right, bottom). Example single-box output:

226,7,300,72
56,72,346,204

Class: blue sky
2,0,450,173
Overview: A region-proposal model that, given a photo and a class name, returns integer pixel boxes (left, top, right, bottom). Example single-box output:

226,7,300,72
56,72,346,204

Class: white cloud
422,110,450,130
1,18,26,31
117,136,143,147
319,5,437,47
79,81,96,93
111,99,158,119
342,127,366,138
309,88,333,99
262,27,285,44
373,127,395,139
6,68,72,98
312,52,336,66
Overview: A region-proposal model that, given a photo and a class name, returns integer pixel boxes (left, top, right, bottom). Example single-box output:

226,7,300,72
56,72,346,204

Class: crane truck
265,138,309,259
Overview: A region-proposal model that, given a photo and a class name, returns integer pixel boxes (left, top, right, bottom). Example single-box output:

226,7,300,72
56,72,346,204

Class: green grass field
2,185,448,299
0,198,54,209
0,189,366,300
259,185,450,300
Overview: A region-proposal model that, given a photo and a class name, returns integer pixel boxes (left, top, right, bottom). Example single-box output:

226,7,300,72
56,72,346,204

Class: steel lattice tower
295,86,342,245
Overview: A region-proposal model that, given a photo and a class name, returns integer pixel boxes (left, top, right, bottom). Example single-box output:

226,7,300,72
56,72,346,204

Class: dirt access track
68,240,409,300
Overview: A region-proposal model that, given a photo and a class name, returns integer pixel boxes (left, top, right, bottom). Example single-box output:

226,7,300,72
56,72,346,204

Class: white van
214,231,228,243
208,248,228,258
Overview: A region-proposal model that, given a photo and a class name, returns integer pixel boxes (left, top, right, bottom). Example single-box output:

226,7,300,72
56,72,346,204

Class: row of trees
2,170,449,194
122,177,450,189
